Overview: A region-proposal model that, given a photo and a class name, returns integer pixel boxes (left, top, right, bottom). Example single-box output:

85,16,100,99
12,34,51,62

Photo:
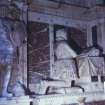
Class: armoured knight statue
54,28,78,84
37,29,84,95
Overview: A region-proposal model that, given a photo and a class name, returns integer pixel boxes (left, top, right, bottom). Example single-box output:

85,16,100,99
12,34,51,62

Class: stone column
97,23,103,48
86,24,93,47
49,24,54,78
19,43,27,87
23,43,27,87
97,20,105,54
100,22,105,53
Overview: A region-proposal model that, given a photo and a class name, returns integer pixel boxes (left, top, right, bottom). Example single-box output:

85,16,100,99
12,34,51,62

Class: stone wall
33,0,104,8
28,22,50,84
68,27,87,52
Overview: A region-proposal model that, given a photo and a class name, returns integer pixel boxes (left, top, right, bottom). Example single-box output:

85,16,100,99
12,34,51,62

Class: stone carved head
56,29,67,41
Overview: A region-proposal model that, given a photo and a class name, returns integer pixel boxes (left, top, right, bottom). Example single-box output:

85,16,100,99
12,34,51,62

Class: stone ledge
33,92,105,105
0,96,31,105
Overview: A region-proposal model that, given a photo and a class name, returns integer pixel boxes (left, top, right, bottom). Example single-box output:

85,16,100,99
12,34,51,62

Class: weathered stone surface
28,22,50,84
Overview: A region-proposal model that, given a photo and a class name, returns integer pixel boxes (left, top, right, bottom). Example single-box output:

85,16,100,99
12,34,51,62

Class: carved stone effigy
54,29,78,83
0,18,26,97
33,28,105,105
74,47,105,94
35,29,80,95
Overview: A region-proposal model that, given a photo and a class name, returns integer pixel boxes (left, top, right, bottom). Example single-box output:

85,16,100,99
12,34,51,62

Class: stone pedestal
32,92,105,105
0,96,31,105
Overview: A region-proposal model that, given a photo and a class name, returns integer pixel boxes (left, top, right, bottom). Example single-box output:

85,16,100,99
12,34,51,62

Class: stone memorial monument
54,29,78,83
